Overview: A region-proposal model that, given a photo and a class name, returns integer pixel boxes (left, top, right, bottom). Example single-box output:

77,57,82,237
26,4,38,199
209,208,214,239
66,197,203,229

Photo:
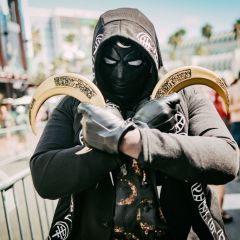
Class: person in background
0,104,15,128
212,92,233,223
229,72,240,182
229,72,240,148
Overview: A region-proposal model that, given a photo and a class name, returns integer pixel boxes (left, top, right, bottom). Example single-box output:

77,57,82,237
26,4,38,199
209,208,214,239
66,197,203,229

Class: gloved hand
132,93,180,132
78,103,134,154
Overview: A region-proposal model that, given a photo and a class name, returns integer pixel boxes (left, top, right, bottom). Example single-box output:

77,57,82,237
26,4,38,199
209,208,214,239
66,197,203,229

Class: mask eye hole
104,57,117,65
128,59,142,66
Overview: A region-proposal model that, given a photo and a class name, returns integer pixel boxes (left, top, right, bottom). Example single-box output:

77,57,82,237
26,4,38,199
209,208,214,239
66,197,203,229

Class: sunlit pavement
224,178,240,240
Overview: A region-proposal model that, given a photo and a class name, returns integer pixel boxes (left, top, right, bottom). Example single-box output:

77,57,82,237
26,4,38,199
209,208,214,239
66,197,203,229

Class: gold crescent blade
29,73,105,135
151,66,230,113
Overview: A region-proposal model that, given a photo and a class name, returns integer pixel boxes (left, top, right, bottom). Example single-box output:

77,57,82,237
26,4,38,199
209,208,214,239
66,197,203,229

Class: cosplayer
30,8,239,240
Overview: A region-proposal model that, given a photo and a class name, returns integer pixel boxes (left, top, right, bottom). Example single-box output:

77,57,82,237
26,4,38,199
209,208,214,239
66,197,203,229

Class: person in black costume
30,8,239,240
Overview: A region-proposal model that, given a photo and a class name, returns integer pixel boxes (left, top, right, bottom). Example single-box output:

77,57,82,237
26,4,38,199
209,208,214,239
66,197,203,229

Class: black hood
92,8,163,106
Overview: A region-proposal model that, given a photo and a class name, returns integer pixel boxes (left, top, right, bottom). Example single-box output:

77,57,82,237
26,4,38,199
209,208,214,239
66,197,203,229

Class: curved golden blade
151,66,230,113
29,73,105,135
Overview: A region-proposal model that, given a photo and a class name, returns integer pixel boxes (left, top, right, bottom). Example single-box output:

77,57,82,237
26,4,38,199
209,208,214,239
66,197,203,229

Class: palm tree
201,23,213,41
168,28,186,49
201,23,213,55
168,28,186,60
233,18,240,40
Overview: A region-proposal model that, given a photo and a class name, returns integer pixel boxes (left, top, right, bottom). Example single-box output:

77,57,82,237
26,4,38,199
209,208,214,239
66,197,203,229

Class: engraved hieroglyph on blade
28,98,36,124
151,66,230,113
216,78,230,105
155,69,191,98
54,76,97,99
29,73,105,136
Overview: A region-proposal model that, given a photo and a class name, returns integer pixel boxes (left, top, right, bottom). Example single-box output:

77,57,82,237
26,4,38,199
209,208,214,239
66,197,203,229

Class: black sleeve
138,87,239,184
30,96,120,200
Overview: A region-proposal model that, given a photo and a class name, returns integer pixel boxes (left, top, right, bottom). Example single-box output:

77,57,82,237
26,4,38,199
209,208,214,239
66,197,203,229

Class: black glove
78,103,134,154
132,93,180,132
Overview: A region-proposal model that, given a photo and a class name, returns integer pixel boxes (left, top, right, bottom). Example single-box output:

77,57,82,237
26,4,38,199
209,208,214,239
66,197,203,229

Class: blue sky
28,0,240,44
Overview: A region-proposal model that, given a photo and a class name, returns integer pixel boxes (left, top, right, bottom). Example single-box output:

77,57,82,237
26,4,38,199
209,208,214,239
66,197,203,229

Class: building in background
162,30,240,85
29,7,239,87
0,0,32,100
29,7,100,84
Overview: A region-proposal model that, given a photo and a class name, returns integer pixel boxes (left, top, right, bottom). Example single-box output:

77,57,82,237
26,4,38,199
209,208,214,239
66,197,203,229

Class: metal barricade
0,168,57,240
0,124,43,166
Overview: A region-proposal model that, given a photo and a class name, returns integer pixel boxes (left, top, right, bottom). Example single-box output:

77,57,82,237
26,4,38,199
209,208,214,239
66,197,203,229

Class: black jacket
30,87,239,240
30,8,239,240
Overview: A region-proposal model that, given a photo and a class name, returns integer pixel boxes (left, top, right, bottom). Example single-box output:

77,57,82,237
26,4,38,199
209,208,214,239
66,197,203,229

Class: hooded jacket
30,8,239,240
92,8,163,107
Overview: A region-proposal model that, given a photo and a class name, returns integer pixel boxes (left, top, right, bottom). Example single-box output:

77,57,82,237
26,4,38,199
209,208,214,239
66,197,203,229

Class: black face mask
97,39,151,110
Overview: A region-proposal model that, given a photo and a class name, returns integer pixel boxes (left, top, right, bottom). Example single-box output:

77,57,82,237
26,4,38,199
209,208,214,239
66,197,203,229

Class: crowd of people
0,100,50,129
0,104,28,129
0,100,50,161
